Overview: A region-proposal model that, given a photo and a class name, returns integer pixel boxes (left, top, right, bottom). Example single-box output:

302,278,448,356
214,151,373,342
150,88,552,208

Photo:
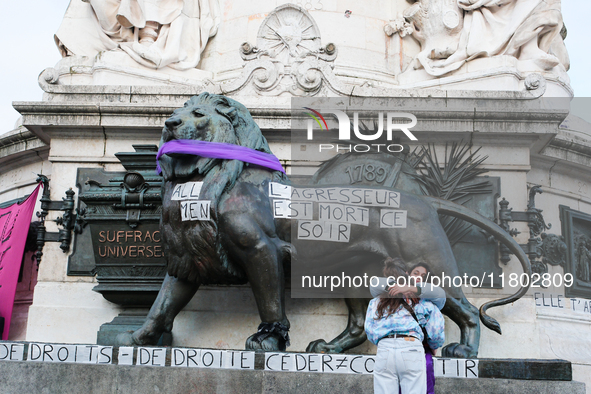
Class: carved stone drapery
55,0,221,70
386,0,570,77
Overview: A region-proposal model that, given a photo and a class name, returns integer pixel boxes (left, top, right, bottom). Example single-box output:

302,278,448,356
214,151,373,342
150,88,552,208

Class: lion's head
159,92,274,181
158,93,287,282
159,92,285,218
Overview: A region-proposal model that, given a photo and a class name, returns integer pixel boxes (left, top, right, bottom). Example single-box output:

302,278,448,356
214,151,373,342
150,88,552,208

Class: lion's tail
424,196,531,335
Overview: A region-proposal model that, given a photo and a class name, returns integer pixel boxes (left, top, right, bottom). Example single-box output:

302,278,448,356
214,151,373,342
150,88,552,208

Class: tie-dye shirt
364,298,445,349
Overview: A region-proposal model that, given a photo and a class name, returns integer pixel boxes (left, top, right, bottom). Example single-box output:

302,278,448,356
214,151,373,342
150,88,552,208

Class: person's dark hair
408,261,431,282
375,257,418,320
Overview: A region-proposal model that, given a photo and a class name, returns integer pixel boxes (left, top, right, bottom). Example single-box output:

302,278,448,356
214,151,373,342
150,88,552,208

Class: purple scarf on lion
156,140,286,175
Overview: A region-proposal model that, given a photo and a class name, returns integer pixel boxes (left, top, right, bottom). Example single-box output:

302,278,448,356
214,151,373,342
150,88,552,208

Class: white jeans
373,338,426,394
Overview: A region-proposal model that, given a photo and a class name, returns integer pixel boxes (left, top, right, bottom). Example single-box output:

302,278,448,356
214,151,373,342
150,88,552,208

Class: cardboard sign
269,183,292,199
180,201,211,221
434,358,478,378
118,347,134,365
7,341,481,379
171,182,204,200
269,183,400,208
28,343,112,364
0,342,25,361
534,292,566,310
136,347,167,367
171,348,255,370
379,210,407,228
297,221,351,243
264,353,375,374
272,200,313,219
318,203,369,226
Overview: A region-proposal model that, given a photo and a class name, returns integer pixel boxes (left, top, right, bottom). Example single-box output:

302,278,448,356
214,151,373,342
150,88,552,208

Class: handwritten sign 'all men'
171,182,204,200
170,181,211,221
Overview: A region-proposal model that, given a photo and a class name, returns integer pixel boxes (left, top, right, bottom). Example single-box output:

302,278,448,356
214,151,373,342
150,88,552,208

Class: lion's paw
114,331,140,347
246,333,284,352
305,339,343,354
306,339,328,353
245,322,289,352
441,343,477,358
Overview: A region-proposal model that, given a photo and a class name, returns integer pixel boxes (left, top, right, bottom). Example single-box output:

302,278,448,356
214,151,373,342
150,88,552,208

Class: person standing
370,260,445,394
365,258,445,394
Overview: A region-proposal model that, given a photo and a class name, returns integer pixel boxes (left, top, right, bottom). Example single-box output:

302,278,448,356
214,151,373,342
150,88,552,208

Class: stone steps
0,360,586,394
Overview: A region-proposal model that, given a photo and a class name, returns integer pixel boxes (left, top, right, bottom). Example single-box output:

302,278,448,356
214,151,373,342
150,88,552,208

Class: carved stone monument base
0,358,585,394
397,56,571,97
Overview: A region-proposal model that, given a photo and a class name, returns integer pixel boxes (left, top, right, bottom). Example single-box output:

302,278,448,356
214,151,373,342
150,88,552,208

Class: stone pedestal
0,358,585,394
96,310,172,347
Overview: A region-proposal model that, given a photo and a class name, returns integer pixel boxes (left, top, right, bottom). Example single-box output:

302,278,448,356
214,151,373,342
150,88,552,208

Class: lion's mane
161,93,288,283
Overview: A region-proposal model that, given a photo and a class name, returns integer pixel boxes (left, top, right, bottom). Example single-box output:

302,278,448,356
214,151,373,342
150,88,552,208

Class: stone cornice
534,127,591,173
550,134,591,158
15,92,591,176
0,126,36,147
0,126,47,157
14,94,570,129
0,126,49,174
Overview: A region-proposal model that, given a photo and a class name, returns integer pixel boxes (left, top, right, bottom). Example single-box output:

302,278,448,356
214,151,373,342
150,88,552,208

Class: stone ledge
13,96,570,137
477,358,572,381
0,126,47,161
0,361,585,394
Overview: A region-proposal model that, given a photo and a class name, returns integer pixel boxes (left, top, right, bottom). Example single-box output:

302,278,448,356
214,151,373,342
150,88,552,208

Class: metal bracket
35,175,85,265
112,172,154,228
498,185,565,276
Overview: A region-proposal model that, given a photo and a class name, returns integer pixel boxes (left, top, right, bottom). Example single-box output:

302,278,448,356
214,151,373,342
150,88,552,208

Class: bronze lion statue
117,92,531,357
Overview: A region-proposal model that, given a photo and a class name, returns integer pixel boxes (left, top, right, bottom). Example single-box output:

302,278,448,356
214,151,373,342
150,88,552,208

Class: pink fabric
0,184,41,340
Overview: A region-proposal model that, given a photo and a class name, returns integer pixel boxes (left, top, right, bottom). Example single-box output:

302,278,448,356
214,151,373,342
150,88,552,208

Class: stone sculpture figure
575,233,591,283
117,93,531,357
55,0,221,70
388,0,569,76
